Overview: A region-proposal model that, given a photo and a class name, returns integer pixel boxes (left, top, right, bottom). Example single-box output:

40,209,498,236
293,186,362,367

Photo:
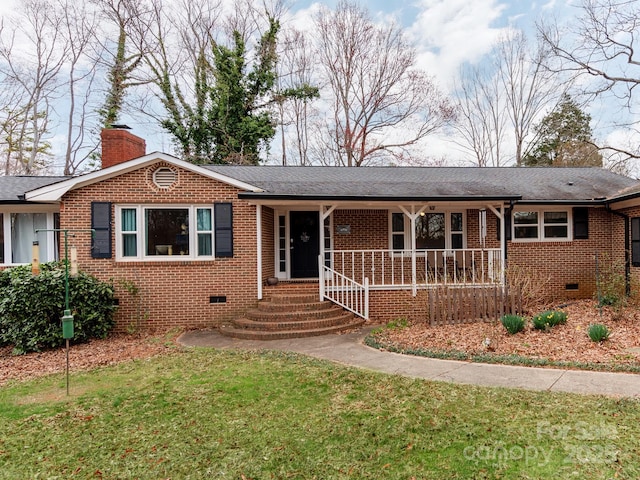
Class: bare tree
499,31,562,166
313,0,454,167
56,0,103,174
453,31,563,167
453,63,507,167
93,0,150,129
539,0,640,163
276,27,320,165
0,0,69,174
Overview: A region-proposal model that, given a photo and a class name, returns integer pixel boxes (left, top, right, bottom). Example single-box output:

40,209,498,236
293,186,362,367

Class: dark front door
290,211,320,278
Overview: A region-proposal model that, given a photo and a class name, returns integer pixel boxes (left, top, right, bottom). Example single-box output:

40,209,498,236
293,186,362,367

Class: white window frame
115,205,216,261
0,208,58,266
512,208,572,242
389,210,467,251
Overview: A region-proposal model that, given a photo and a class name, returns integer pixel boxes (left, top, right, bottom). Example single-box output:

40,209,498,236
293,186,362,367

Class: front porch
255,203,508,323
319,247,505,320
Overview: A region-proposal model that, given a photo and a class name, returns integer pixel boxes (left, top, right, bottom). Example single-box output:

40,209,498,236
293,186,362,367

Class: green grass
1,349,639,479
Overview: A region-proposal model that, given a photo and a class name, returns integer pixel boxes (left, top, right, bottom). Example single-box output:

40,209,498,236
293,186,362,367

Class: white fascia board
25,152,263,202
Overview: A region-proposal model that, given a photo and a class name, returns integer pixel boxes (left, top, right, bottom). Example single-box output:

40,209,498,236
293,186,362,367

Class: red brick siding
61,163,258,331
503,208,615,300
100,129,146,168
368,289,428,323
333,210,389,250
261,206,275,281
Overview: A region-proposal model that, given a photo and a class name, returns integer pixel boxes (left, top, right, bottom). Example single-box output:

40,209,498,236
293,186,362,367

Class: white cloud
0,0,16,17
407,0,510,87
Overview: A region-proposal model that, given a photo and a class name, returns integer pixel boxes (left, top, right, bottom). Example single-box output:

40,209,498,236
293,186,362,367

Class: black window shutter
91,202,112,258
214,203,233,258
573,207,589,240
496,208,512,241
632,218,640,267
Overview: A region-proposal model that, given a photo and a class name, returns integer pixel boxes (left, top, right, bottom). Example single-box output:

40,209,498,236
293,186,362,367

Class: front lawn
1,348,639,479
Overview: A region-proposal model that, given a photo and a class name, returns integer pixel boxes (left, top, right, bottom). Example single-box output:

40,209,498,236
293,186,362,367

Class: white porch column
487,204,506,287
499,204,506,287
400,205,427,296
319,205,336,300
256,205,263,300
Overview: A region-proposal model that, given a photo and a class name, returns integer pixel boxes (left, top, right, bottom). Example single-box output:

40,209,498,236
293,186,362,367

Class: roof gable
24,153,263,202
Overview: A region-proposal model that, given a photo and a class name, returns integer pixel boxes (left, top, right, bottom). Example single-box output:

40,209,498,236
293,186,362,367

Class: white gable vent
153,167,177,189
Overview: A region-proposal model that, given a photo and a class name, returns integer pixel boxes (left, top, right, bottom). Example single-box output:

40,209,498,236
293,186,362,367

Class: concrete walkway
177,327,640,398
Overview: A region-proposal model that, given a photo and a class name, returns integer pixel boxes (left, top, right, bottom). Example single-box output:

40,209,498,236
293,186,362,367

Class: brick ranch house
3,127,640,336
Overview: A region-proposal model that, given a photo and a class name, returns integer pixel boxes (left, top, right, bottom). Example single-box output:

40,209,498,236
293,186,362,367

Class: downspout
606,205,631,297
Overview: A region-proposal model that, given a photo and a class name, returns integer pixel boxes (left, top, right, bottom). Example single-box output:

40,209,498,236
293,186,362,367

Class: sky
270,0,577,165
0,0,605,170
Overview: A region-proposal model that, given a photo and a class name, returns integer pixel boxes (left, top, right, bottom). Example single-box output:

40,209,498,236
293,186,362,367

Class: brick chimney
100,126,146,168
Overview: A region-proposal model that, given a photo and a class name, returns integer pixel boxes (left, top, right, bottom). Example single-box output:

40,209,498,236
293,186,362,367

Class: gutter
238,193,522,202
606,204,631,297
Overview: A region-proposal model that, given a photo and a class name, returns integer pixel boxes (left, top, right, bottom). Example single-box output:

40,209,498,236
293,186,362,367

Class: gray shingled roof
4,166,638,204
205,166,638,202
0,176,68,202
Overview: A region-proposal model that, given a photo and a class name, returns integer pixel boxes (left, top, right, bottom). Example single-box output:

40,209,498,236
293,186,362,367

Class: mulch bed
370,300,640,366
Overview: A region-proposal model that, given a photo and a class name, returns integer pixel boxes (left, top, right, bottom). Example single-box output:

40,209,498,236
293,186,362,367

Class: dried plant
505,265,551,314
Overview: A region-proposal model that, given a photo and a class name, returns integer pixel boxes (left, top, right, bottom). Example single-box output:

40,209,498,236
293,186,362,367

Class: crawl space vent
153,167,177,189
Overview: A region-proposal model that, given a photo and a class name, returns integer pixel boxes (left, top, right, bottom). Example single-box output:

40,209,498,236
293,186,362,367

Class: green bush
0,262,117,354
588,324,610,342
501,314,525,335
532,310,567,331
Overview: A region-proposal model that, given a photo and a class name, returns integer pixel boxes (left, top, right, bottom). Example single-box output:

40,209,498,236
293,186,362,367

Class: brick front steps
219,282,365,340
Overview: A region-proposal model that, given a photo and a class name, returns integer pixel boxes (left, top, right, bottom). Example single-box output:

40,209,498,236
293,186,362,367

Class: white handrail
319,255,369,319
325,248,503,288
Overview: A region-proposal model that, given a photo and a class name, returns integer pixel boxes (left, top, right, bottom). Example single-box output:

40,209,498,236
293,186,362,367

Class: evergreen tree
523,94,602,167
158,16,315,165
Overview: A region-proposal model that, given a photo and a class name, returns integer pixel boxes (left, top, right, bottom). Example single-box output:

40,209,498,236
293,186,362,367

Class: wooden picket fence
427,285,522,326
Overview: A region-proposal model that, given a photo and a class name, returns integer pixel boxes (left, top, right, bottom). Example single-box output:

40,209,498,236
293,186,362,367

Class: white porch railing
319,256,369,319
325,248,504,289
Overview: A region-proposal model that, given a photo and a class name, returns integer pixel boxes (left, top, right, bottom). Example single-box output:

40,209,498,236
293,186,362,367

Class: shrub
595,254,628,309
532,310,567,331
588,324,610,342
500,314,525,335
0,262,117,354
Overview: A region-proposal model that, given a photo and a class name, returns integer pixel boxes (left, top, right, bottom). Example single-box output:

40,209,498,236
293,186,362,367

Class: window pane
392,213,404,232
122,208,136,231
121,209,137,257
146,209,189,256
54,213,60,261
544,225,568,238
197,208,212,231
198,233,212,256
514,211,538,224
392,234,405,250
123,234,137,256
514,226,538,239
416,213,445,249
451,213,463,232
544,211,568,224
12,213,47,263
451,233,463,249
